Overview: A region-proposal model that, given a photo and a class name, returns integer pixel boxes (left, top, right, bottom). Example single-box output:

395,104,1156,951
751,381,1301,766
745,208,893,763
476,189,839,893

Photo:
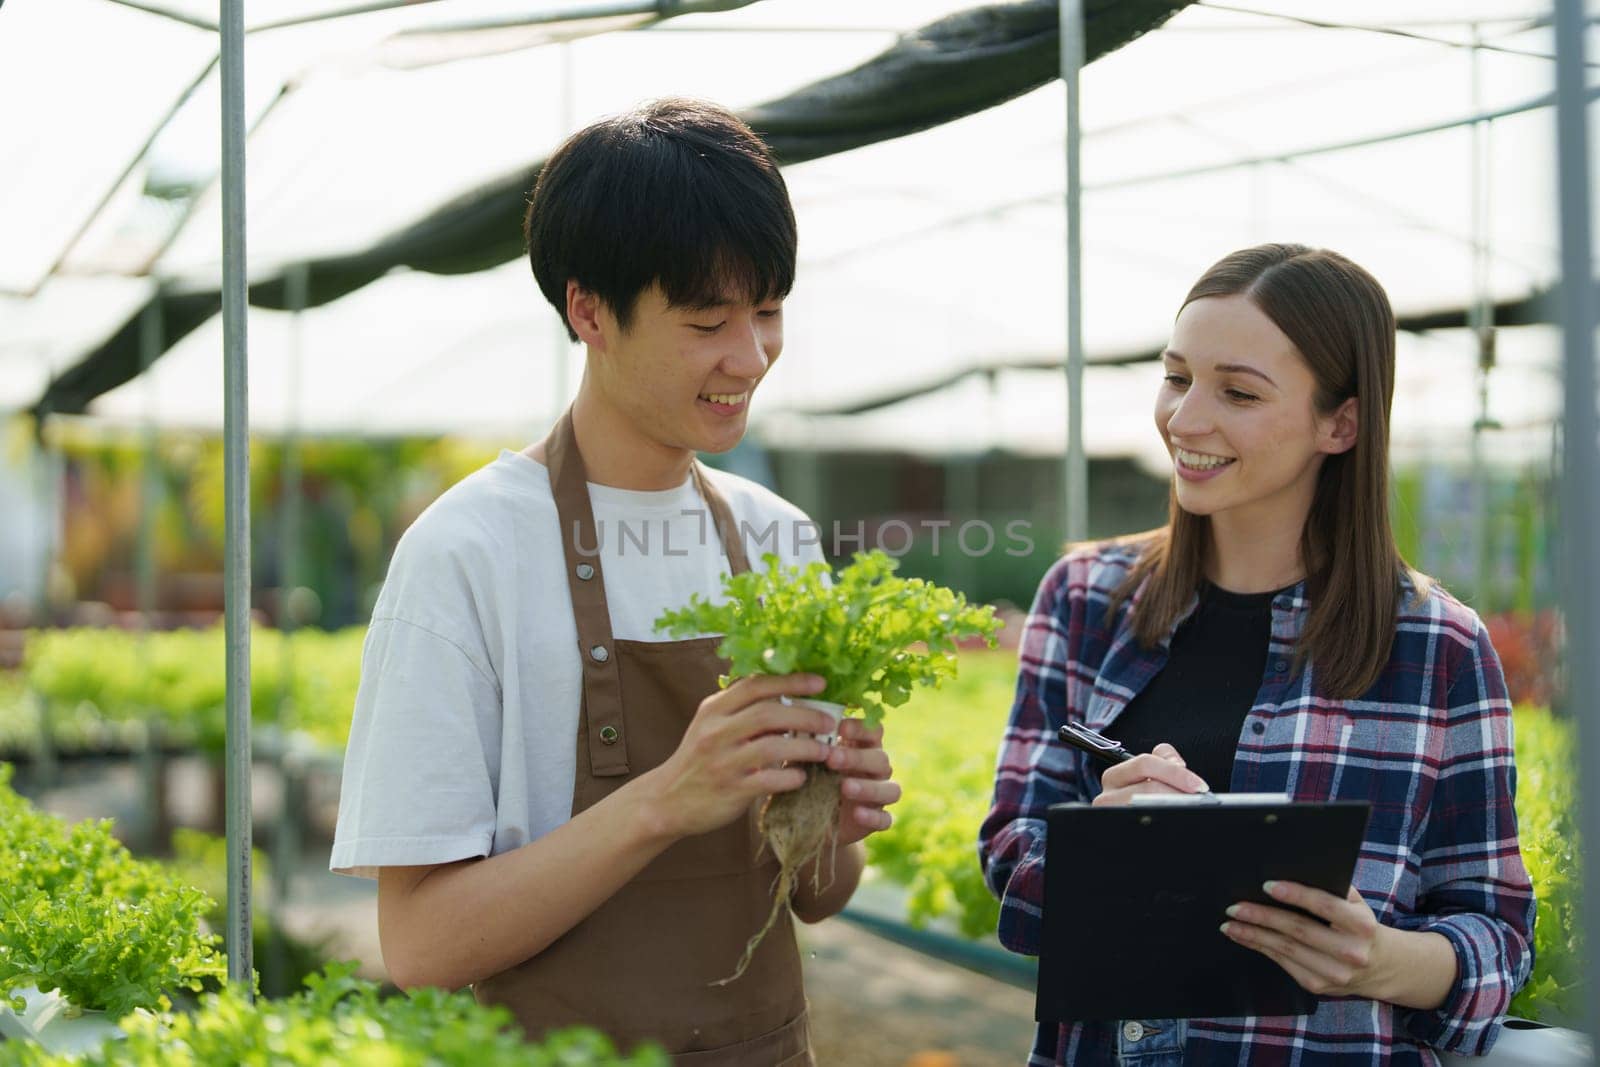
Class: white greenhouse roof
2,0,1594,465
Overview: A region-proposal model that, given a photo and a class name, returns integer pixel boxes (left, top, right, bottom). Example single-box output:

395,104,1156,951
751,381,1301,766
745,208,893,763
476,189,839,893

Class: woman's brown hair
1110,243,1426,699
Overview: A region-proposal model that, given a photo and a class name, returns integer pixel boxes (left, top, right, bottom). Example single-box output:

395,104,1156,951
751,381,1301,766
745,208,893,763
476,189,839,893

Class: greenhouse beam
383,0,760,38
34,58,218,296
1554,0,1600,1042
102,0,217,31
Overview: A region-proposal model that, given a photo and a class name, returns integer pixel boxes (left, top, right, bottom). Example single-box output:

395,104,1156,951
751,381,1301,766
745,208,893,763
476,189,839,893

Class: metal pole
137,299,163,625
279,263,307,646
278,263,306,801
220,0,254,995
1060,0,1088,543
1553,0,1599,1040
946,453,980,597
268,262,308,995
29,410,59,790
1468,25,1500,610
552,41,576,428
137,295,170,853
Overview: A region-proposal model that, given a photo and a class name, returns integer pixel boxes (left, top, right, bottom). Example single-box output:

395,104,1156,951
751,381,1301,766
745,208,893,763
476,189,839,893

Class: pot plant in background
655,550,1000,981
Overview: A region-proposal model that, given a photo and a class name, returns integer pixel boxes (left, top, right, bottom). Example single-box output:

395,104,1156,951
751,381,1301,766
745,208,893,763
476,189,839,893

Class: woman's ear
566,281,607,351
1319,396,1359,455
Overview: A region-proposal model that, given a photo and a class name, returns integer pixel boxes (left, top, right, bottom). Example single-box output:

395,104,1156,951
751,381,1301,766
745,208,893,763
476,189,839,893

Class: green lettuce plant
18,626,366,755
0,766,226,1018
1508,707,1586,1025
655,550,1000,726
654,550,999,983
0,963,667,1066
165,830,331,997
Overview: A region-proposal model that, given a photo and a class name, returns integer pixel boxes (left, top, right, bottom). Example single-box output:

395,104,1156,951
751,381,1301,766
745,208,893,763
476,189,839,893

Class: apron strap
546,410,631,777
690,462,751,578
544,408,751,778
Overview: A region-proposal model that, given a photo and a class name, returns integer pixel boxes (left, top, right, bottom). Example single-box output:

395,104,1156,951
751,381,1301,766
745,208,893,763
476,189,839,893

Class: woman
979,244,1533,1065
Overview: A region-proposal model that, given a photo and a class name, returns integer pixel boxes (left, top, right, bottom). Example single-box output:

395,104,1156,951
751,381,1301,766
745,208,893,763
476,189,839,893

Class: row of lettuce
0,628,1588,1027
6,627,365,755
0,765,663,1065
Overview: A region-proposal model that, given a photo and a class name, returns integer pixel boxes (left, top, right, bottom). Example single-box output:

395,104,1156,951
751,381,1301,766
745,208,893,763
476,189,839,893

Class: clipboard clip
1129,792,1293,807
1128,792,1223,806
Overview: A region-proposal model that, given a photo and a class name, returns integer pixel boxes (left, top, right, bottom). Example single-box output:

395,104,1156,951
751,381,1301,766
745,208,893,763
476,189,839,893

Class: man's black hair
524,97,798,341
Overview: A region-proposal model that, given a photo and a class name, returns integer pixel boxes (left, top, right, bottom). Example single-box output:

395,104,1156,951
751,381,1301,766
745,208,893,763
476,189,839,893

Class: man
330,98,900,1064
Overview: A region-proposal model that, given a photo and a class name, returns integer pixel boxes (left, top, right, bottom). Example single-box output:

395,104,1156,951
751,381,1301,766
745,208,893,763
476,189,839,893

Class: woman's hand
1222,881,1459,1009
1091,742,1210,806
1221,882,1391,999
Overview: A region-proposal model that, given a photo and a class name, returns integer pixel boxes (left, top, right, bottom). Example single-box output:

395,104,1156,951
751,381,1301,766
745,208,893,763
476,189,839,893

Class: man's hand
787,714,896,922
642,673,838,841
1091,742,1210,805
823,716,899,845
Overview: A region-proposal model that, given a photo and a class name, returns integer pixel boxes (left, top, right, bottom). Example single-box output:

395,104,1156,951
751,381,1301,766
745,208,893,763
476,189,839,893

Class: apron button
590,645,609,662
1122,1021,1145,1043
576,563,595,580
599,725,619,744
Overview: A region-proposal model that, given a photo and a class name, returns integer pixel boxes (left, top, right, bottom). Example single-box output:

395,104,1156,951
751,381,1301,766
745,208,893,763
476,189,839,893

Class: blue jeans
1116,1018,1186,1065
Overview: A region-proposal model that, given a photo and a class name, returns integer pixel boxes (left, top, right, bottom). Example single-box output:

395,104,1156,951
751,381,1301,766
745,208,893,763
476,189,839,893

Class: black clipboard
1036,797,1371,1023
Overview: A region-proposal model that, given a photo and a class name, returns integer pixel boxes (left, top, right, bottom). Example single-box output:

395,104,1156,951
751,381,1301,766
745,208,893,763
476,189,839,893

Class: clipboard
1035,797,1371,1023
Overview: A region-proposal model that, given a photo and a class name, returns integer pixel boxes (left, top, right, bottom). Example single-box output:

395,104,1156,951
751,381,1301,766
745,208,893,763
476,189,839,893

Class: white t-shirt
330,450,825,878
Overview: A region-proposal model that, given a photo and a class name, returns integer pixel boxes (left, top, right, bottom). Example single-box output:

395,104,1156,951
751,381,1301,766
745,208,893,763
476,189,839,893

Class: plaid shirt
979,541,1535,1066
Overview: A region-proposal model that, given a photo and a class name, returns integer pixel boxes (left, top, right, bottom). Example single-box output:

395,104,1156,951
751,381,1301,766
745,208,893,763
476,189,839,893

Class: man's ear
566,281,606,350
1319,396,1359,455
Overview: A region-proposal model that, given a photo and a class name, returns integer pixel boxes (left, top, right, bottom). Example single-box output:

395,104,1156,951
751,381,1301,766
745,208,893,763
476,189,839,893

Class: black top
1102,581,1287,794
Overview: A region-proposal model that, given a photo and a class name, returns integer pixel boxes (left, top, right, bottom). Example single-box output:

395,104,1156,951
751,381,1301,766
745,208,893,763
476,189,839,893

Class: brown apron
474,411,812,1065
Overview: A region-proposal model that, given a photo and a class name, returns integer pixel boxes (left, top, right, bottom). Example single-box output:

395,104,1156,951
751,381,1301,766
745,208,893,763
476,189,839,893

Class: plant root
713,763,841,986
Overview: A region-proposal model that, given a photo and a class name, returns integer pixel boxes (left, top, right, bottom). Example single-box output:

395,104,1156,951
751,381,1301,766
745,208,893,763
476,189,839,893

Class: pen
1057,722,1135,767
